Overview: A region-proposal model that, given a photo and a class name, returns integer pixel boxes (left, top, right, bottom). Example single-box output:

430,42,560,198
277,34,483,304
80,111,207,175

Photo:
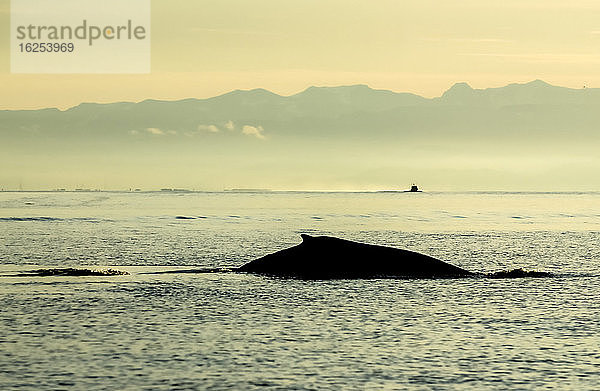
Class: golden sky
2,0,600,109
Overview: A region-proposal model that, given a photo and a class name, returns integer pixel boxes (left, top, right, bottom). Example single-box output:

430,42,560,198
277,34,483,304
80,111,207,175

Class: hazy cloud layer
242,125,265,139
146,127,165,135
197,124,220,133
134,122,265,139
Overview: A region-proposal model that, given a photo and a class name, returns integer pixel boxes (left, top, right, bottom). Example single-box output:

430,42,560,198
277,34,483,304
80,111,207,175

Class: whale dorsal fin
300,234,314,242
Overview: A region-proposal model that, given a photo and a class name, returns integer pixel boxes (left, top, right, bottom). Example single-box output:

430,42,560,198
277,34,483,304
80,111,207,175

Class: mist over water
1,192,599,389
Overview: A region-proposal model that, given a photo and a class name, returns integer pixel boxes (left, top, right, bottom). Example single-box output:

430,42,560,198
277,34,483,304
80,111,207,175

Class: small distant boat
376,184,424,193
405,184,422,193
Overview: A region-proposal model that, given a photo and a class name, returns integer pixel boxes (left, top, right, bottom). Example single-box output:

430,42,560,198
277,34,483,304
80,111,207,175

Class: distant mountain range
2,80,600,190
2,80,600,144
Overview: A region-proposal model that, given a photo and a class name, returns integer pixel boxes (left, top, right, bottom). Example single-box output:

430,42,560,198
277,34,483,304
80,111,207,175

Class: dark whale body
238,234,475,279
139,234,551,279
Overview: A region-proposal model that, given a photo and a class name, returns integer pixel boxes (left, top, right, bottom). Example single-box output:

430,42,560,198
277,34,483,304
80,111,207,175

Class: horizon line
2,189,600,194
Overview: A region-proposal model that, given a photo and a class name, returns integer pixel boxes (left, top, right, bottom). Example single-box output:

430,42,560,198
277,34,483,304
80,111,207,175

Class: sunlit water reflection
1,192,599,389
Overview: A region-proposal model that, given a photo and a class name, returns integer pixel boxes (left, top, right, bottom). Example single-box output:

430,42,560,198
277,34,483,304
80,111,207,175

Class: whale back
238,234,473,279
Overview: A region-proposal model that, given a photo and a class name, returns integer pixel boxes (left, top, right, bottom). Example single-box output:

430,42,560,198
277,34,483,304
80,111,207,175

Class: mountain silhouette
2,79,599,147
3,80,600,189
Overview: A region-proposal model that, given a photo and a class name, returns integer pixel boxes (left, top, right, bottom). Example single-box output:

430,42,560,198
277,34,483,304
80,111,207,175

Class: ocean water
1,191,599,390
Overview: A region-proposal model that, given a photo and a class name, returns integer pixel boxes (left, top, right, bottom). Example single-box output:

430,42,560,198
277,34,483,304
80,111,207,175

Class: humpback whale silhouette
237,234,550,279
8,235,550,279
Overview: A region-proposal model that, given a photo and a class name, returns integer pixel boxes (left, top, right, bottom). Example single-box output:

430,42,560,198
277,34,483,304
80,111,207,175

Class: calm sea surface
1,191,599,390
